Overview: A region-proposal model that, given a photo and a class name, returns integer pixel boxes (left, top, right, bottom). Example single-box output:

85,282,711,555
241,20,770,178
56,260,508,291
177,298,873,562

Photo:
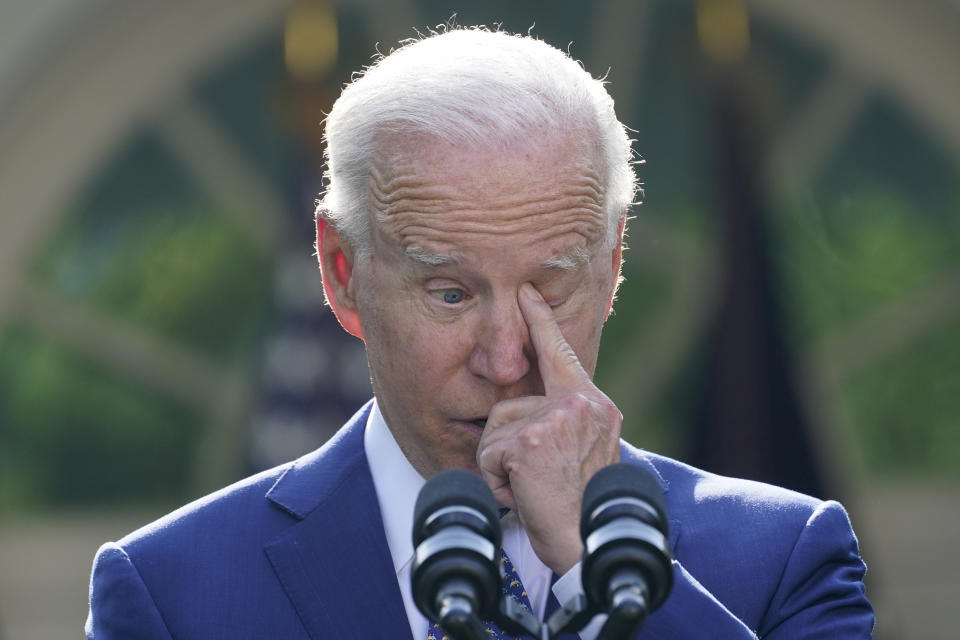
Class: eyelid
538,283,573,308
427,286,470,305
425,278,466,291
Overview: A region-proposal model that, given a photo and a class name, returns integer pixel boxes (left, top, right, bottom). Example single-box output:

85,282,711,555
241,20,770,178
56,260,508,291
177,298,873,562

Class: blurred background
0,0,957,637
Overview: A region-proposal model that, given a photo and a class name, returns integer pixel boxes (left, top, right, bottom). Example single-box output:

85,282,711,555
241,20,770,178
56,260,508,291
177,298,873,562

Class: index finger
518,282,591,394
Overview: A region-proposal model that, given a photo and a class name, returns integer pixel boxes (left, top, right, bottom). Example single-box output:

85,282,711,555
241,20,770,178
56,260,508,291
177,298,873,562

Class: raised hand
476,282,622,575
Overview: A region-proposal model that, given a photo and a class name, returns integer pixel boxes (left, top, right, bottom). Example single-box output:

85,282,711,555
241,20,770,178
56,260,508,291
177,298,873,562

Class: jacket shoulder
626,446,864,631
116,401,374,555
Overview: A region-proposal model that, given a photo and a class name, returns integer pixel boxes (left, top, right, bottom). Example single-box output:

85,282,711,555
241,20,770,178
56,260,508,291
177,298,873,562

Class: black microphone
411,469,502,639
580,463,674,638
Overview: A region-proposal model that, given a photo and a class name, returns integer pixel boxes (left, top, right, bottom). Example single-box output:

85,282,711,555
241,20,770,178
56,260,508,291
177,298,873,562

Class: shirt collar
363,399,426,575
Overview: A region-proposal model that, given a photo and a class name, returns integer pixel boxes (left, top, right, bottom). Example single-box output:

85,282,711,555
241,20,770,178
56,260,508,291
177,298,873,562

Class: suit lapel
263,403,413,640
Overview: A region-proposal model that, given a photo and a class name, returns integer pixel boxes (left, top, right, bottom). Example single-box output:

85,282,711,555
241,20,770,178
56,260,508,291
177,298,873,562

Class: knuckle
520,422,548,447
600,398,622,425
556,392,594,422
609,405,623,425
490,397,537,423
588,391,618,418
546,406,569,425
569,392,593,412
502,456,522,475
476,444,497,467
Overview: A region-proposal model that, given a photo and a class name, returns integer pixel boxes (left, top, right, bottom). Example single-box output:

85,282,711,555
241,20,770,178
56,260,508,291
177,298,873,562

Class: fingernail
521,283,543,302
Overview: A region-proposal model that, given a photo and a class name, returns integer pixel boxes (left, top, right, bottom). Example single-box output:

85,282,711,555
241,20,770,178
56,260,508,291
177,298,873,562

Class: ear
317,217,364,340
603,214,628,320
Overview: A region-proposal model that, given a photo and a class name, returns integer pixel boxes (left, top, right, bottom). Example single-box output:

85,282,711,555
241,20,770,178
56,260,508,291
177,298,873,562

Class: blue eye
441,289,465,304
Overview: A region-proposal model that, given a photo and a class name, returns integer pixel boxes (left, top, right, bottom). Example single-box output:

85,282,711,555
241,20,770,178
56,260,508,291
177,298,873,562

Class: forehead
367,133,607,263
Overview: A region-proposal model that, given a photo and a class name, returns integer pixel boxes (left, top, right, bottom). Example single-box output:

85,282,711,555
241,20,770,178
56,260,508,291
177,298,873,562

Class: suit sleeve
758,500,874,638
637,560,759,639
86,542,173,640
638,500,873,639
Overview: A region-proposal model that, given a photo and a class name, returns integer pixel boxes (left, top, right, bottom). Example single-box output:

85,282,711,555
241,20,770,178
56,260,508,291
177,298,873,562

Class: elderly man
86,28,873,639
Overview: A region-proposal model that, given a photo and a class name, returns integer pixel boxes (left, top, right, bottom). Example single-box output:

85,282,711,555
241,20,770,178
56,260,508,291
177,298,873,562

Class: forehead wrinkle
373,201,604,229
369,162,455,205
379,199,603,232
369,158,604,218
371,177,603,214
376,198,606,252
371,170,603,210
394,209,603,238
377,182,604,237
366,140,608,253
397,218,601,252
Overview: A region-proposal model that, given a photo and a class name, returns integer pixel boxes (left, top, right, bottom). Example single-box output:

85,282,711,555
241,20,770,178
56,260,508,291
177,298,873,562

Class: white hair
319,27,637,256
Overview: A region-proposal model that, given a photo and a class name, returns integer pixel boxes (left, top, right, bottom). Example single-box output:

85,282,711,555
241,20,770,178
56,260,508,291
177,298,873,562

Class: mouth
454,417,488,434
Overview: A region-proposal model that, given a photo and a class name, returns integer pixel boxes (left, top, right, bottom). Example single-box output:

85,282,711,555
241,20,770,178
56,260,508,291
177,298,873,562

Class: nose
467,295,532,387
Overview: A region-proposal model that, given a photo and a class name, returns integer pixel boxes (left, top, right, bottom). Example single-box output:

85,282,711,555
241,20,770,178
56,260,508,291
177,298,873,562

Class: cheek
359,293,472,382
558,312,602,358
560,281,612,368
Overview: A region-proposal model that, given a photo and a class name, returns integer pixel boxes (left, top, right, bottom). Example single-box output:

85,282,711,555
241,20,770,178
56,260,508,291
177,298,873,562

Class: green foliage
596,205,714,458
844,321,960,479
39,206,272,361
598,265,681,455
6,203,274,511
774,190,959,343
597,266,670,366
599,188,960,480
773,187,960,477
0,326,200,512
91,209,270,359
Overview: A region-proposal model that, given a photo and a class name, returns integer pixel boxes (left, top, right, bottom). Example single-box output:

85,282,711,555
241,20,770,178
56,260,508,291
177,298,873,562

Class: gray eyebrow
404,245,457,266
404,244,590,269
540,245,591,270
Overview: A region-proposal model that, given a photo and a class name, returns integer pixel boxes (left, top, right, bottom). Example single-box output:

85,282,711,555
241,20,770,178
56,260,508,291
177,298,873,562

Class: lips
455,417,487,430
451,416,488,434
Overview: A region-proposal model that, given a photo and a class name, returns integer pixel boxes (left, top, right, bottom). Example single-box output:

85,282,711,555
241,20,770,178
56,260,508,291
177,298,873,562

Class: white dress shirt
364,400,602,640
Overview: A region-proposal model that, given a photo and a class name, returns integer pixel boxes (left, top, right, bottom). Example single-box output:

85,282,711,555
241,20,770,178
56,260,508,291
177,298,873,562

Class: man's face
350,134,620,478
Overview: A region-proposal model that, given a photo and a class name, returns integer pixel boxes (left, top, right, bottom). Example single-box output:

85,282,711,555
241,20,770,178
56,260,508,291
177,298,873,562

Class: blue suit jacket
87,401,874,638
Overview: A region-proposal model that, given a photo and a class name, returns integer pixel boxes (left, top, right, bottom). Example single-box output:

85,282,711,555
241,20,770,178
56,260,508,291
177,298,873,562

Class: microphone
411,469,502,639
580,463,674,638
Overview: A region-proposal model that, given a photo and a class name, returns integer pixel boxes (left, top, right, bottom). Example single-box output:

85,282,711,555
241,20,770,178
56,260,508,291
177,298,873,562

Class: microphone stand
435,591,490,640
436,592,605,640
434,592,546,640
545,591,648,640
497,594,547,639
593,571,650,640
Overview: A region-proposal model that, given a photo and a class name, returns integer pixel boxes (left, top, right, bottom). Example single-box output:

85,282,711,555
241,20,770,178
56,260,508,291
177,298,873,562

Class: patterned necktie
426,546,535,640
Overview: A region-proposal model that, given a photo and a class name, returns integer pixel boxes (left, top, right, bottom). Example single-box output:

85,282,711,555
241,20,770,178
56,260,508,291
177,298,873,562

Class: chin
437,451,481,475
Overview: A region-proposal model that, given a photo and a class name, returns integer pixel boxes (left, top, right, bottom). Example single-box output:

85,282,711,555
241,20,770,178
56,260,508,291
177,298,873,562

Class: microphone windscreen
413,469,501,547
581,463,667,536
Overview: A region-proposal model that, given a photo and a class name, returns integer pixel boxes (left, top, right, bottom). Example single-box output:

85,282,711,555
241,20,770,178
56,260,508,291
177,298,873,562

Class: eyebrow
405,246,457,266
541,245,591,270
403,244,591,269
